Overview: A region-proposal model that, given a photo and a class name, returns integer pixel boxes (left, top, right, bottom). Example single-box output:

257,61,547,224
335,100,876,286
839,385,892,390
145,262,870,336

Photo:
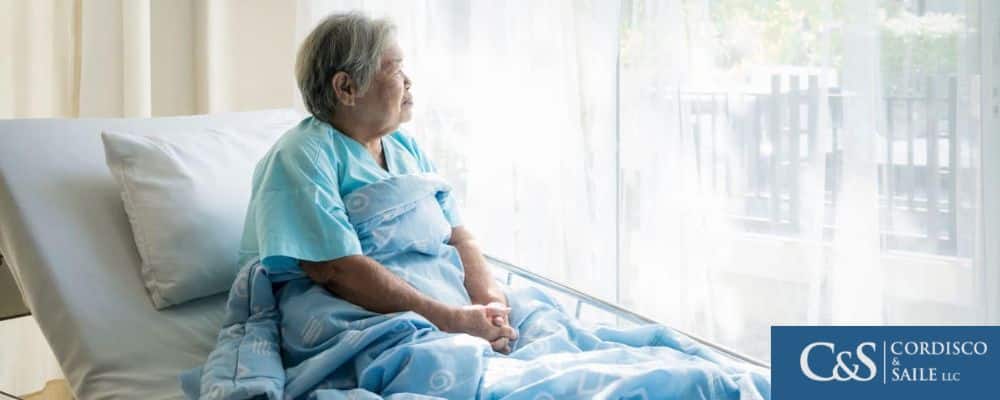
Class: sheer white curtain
618,0,988,361
0,0,298,118
3,0,991,363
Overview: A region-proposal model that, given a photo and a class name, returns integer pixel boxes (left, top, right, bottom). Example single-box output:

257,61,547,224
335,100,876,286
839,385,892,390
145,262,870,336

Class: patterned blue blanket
180,174,771,399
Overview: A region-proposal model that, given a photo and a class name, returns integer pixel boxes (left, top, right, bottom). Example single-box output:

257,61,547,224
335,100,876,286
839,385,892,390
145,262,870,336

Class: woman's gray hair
295,12,396,123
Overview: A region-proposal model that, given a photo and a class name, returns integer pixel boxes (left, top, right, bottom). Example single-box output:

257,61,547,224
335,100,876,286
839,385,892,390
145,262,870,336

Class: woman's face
353,40,412,134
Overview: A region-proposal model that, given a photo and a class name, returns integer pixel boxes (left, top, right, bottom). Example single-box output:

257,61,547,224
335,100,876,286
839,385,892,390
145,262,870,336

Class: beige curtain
0,0,300,119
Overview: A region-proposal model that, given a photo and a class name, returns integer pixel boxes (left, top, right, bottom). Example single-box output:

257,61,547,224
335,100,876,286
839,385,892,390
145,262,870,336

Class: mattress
0,110,302,399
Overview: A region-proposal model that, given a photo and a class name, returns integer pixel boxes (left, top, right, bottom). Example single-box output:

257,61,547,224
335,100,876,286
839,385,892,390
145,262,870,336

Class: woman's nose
402,72,412,89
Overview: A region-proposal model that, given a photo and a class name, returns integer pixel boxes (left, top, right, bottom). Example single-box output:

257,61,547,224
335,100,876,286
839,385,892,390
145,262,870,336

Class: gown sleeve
247,139,363,272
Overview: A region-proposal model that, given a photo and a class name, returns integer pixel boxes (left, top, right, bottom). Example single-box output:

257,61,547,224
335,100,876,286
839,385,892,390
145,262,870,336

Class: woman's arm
301,255,453,326
300,255,516,350
450,226,508,307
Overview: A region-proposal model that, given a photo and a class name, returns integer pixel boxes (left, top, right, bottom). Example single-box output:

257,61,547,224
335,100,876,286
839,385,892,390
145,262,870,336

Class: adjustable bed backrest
0,109,303,399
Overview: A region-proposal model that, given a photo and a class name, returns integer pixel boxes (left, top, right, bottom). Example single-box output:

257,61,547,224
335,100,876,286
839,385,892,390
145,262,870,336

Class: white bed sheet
0,109,303,399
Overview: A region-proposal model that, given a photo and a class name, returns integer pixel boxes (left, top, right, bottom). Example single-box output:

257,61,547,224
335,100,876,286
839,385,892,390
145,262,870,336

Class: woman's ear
332,72,356,106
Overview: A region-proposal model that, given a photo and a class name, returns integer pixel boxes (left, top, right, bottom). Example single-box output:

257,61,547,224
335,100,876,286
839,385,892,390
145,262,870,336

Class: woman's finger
499,325,518,341
484,302,511,314
490,336,509,353
485,301,506,308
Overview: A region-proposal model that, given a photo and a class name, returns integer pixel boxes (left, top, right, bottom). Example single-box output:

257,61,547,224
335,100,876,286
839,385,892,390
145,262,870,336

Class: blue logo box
771,326,1000,399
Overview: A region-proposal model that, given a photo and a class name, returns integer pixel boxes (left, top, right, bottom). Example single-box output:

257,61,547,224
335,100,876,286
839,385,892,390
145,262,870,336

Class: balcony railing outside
673,73,972,258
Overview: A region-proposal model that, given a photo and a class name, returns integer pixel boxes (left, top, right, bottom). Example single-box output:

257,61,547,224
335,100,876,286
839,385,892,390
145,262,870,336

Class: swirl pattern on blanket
180,173,772,400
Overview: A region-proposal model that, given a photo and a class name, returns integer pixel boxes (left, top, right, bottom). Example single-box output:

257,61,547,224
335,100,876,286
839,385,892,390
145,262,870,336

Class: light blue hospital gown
238,116,462,274
191,116,771,399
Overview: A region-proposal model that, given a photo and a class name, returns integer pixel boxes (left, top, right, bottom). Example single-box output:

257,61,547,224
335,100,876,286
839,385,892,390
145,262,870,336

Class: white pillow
101,121,294,309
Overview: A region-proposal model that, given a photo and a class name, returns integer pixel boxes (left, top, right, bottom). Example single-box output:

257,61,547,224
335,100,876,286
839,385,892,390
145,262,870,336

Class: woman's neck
326,116,388,161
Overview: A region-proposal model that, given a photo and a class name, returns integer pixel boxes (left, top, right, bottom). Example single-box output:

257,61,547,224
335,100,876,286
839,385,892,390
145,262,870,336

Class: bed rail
485,255,771,369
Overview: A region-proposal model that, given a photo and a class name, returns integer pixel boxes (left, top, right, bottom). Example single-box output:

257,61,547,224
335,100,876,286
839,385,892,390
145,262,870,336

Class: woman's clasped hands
440,302,518,354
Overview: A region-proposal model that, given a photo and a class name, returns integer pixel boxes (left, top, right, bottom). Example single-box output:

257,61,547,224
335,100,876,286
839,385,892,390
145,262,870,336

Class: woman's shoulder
266,117,339,162
274,116,329,147
252,117,342,181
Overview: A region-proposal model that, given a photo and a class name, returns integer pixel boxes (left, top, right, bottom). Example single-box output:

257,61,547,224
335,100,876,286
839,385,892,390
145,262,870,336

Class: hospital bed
0,110,767,399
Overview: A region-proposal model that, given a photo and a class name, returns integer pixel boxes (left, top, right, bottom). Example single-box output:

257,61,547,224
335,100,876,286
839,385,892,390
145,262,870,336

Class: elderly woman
238,12,517,353
188,11,771,400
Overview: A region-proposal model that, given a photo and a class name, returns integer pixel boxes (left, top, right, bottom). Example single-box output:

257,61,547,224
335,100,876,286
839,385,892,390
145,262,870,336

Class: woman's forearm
300,255,455,329
450,228,507,306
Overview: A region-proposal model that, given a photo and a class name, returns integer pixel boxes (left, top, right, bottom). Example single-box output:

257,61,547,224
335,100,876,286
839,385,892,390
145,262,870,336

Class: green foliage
619,0,967,93
706,0,964,91
708,0,844,70
880,9,964,93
